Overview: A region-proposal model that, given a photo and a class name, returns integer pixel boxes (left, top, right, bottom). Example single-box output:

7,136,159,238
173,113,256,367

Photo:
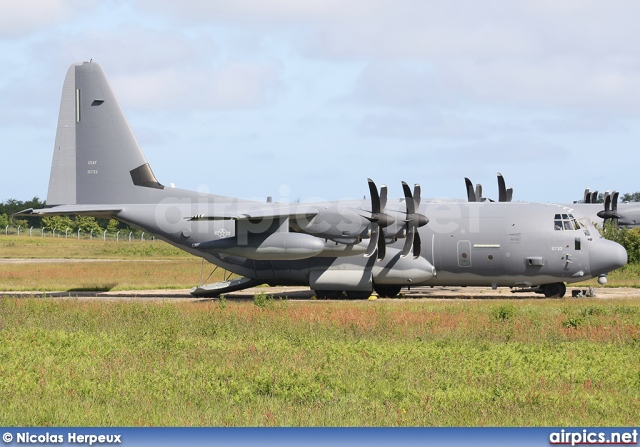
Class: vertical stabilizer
47,65,77,205
46,62,163,206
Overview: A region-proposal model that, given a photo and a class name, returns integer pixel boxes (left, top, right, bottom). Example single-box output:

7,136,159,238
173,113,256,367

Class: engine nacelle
290,207,370,244
193,232,324,260
308,247,435,292
372,248,435,284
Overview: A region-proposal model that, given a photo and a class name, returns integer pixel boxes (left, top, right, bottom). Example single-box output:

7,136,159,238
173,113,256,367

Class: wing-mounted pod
363,179,395,261
400,182,428,258
192,217,325,260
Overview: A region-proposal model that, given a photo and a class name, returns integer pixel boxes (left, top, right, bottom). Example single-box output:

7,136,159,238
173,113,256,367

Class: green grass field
0,297,638,426
0,236,227,291
1,235,639,426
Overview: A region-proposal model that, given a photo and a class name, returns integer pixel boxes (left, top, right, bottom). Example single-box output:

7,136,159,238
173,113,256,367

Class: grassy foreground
0,297,639,426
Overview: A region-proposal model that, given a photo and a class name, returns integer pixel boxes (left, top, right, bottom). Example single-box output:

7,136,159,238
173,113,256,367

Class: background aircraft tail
47,62,164,206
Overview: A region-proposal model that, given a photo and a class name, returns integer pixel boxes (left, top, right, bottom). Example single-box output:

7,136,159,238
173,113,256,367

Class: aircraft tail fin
47,62,163,206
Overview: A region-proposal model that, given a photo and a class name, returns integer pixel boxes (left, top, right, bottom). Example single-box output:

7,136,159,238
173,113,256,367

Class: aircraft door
457,240,472,267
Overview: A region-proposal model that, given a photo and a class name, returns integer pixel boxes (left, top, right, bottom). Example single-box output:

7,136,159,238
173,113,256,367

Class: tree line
0,197,136,234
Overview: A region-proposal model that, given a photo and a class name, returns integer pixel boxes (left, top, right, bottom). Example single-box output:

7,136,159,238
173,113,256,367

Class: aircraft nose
589,239,627,277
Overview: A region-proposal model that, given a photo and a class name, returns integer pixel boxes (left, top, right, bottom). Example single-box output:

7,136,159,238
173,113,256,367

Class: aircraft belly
424,272,575,287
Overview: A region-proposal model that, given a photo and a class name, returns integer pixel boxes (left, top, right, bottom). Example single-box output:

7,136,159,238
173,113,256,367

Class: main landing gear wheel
314,290,343,299
345,290,372,299
374,285,402,298
541,282,566,298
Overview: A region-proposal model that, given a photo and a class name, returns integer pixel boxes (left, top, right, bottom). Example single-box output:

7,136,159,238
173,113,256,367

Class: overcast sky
2,0,640,204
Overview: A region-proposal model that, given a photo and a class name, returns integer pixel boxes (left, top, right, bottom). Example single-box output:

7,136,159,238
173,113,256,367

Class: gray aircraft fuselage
19,62,628,298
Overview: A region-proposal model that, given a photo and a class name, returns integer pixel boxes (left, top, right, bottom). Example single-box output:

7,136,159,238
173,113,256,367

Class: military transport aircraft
464,175,640,228
17,62,628,298
571,189,640,228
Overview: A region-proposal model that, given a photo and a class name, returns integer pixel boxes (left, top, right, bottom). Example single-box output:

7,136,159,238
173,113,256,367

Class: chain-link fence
2,225,154,241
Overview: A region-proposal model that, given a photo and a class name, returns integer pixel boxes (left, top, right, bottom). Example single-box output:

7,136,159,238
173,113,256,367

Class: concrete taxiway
2,286,639,301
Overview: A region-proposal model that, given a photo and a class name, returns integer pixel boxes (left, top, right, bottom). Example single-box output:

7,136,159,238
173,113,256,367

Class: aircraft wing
16,204,318,223
187,205,318,223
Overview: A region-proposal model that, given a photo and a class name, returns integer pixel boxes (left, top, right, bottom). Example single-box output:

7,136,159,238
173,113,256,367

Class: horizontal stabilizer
15,205,122,218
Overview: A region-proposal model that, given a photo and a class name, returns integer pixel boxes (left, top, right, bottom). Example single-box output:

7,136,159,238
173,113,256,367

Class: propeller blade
413,184,421,206
465,178,476,202
401,181,415,257
401,225,414,258
367,178,380,214
475,183,483,202
612,191,619,226
364,223,379,258
506,188,513,202
413,230,422,258
497,173,507,202
401,181,428,258
364,179,393,260
604,193,611,212
402,181,415,214
376,229,386,261
590,191,598,204
380,184,388,211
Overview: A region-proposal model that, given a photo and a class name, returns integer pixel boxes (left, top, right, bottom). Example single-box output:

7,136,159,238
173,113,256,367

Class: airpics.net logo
2,432,121,445
549,429,638,446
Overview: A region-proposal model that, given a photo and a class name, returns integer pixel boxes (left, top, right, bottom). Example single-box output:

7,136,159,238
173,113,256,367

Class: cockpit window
576,217,591,237
554,213,580,231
